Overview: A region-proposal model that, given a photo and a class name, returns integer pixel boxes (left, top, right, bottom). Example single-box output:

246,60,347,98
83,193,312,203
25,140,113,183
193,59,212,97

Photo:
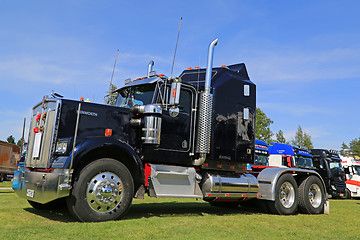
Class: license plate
26,189,35,198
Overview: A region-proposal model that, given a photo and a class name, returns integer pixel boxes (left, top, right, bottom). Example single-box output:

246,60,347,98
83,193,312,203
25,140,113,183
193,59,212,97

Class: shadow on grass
24,207,76,222
23,201,264,223
123,201,264,220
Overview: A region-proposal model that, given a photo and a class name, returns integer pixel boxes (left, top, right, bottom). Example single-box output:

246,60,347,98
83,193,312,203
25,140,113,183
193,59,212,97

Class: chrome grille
26,101,57,168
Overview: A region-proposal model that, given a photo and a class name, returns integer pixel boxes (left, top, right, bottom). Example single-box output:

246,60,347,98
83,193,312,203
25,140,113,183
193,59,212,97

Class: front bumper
12,169,71,204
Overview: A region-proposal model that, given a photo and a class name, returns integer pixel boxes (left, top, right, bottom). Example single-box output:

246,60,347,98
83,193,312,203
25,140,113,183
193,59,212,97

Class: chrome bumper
12,169,71,204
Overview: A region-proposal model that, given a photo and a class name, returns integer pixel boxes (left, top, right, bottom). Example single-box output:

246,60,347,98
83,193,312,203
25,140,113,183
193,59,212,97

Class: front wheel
345,188,351,199
267,174,298,215
298,175,325,214
66,158,134,222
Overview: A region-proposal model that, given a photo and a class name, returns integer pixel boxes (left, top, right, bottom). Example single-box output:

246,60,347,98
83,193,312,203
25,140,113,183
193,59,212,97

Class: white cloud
221,47,360,83
0,57,83,85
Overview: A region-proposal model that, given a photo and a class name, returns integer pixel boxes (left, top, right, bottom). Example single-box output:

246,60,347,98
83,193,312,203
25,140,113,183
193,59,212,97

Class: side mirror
169,78,181,105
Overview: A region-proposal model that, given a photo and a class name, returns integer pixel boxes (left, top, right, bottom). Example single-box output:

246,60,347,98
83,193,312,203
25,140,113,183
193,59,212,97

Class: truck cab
310,149,346,198
254,139,269,166
340,155,360,198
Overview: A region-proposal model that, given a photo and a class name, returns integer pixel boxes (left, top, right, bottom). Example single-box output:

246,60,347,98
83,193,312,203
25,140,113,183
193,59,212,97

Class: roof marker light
194,67,200,69
187,67,193,70
158,74,165,77
221,65,227,68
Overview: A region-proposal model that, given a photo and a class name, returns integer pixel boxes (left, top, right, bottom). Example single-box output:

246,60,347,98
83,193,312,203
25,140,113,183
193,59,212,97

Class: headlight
55,139,69,154
331,185,336,191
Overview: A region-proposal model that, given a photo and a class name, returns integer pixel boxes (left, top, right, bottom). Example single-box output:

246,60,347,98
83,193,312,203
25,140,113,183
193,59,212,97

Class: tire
345,188,351,199
66,158,134,222
28,198,67,210
298,175,325,214
267,174,298,215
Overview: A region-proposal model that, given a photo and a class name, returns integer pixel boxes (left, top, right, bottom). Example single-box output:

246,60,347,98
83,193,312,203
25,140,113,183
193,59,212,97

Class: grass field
0,181,359,240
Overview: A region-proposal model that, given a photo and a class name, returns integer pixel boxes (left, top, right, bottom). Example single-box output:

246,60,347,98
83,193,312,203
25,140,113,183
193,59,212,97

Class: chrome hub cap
279,182,295,208
308,183,322,208
86,172,123,213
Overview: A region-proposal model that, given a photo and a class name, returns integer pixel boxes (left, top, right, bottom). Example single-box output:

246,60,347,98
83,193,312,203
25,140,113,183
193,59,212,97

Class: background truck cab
340,155,360,198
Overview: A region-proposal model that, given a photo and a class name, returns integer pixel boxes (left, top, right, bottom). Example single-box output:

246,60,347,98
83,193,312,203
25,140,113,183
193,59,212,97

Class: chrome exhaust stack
147,60,155,78
193,38,218,166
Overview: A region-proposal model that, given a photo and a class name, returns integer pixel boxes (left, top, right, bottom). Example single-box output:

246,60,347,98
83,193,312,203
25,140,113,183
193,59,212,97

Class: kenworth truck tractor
340,155,360,198
13,39,328,222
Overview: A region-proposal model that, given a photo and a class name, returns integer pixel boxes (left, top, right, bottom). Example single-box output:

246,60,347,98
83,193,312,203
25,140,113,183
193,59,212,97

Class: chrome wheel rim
279,181,295,208
86,172,123,213
308,183,322,208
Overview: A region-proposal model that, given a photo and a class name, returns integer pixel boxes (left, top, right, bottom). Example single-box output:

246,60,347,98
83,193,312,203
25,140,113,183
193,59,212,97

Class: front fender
52,137,144,185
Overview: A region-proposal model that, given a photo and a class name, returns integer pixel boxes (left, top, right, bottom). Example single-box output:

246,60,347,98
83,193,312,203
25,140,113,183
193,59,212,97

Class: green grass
0,181,359,239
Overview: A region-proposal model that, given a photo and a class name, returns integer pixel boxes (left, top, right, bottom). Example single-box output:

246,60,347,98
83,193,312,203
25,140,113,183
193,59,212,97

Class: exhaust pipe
147,60,155,78
204,38,218,93
193,38,218,166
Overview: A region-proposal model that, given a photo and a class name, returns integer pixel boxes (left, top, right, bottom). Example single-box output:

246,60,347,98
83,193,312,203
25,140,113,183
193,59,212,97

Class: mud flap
324,200,330,215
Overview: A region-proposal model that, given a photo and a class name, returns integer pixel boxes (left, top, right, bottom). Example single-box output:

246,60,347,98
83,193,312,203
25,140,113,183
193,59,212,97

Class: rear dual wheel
267,174,298,215
66,158,134,222
298,175,325,214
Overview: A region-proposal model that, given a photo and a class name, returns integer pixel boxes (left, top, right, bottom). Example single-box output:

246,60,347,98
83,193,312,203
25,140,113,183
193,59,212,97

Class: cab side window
179,88,192,114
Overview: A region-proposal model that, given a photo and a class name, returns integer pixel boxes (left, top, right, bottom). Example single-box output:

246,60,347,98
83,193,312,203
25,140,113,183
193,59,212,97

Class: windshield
115,84,156,108
295,156,313,168
255,154,269,166
329,161,342,170
353,166,360,175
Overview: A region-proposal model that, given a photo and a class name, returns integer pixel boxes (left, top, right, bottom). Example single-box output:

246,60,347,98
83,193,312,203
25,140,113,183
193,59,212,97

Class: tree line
340,139,360,156
5,135,24,148
255,108,313,149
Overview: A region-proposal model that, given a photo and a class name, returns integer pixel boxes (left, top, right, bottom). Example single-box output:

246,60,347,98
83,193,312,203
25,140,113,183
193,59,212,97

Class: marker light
186,67,193,70
33,127,39,133
105,129,112,137
194,67,200,69
158,74,165,77
36,113,41,121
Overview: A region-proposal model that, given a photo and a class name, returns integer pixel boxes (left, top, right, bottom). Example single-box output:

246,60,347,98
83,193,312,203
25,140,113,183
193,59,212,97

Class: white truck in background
340,155,360,198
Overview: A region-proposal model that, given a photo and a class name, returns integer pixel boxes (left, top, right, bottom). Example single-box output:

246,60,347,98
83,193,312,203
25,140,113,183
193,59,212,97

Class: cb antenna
110,49,119,85
170,17,182,78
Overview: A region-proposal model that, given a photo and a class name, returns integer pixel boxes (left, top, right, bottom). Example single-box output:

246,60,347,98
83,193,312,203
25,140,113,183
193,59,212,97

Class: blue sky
0,1,359,150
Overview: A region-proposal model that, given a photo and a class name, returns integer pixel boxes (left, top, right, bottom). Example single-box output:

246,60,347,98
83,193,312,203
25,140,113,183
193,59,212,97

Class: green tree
17,138,24,148
255,108,273,144
104,82,118,105
7,135,15,144
349,138,360,156
275,130,286,143
291,125,313,149
340,142,349,156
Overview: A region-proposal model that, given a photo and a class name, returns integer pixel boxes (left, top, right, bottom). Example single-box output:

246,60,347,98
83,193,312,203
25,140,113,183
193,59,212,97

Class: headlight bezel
55,138,71,155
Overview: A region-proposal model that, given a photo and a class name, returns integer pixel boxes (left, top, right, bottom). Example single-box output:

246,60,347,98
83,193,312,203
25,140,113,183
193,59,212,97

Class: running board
148,164,203,198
